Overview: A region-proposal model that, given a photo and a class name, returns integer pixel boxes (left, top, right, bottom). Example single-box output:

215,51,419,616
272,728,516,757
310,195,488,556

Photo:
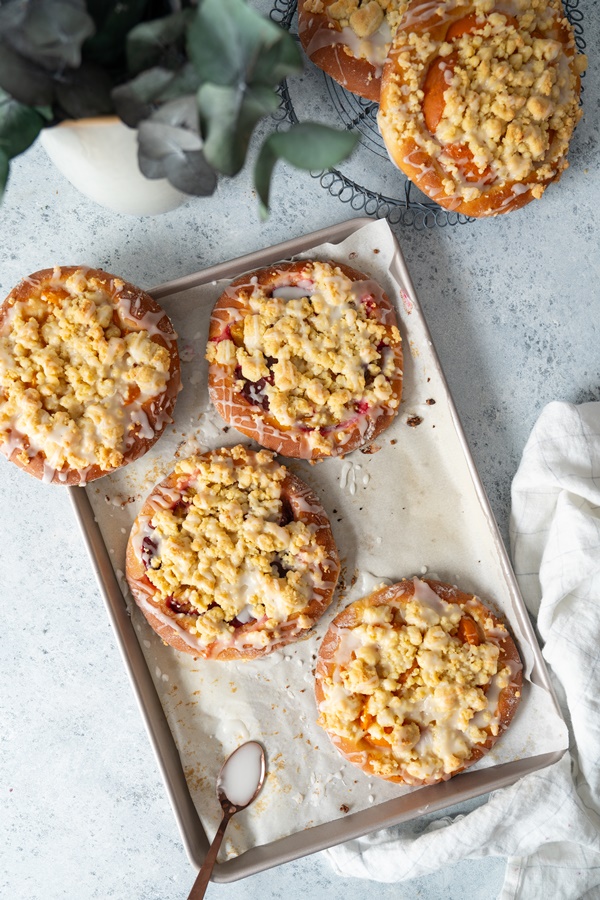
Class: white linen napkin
326,400,600,899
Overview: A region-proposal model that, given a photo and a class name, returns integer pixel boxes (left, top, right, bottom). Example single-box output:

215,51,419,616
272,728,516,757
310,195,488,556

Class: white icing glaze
218,741,264,807
303,19,392,76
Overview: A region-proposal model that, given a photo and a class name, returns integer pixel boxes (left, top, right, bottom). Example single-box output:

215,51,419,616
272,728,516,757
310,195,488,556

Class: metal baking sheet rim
69,216,566,883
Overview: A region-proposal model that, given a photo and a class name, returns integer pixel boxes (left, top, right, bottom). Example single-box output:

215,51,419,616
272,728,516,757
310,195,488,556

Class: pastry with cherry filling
378,0,586,217
316,577,522,784
299,0,409,101
0,266,180,484
126,445,340,660
206,260,403,460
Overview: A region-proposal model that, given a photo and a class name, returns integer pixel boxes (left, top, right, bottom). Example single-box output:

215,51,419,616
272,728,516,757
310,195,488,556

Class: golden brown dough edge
0,266,180,484
298,3,382,101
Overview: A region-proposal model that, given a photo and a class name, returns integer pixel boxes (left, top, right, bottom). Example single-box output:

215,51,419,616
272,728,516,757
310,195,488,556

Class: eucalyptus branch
0,0,358,211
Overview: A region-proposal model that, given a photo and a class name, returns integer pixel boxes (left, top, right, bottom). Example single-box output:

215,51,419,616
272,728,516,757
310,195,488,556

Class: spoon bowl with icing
187,741,266,899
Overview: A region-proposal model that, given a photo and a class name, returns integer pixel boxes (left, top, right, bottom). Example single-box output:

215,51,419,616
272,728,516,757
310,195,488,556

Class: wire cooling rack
270,0,587,229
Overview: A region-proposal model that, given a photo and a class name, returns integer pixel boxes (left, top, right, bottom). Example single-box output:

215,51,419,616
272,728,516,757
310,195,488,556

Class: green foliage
137,96,217,196
0,149,9,201
187,0,301,85
189,0,303,181
0,0,358,214
127,10,193,75
198,83,280,177
0,89,45,159
0,0,95,72
255,124,360,216
85,0,151,67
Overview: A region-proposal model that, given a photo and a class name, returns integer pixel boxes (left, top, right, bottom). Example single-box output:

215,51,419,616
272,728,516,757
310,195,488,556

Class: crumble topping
133,446,331,650
379,0,586,203
305,0,409,42
318,579,513,782
0,268,171,477
207,261,401,456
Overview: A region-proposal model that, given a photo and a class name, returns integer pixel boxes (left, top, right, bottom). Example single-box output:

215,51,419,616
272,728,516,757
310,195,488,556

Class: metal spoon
187,741,266,899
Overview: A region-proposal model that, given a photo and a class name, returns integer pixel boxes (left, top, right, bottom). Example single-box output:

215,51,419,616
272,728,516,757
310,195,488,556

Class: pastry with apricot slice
378,0,586,216
315,577,522,784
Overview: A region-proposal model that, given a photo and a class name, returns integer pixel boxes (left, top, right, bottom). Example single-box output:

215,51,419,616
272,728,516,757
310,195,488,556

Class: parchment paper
85,219,567,860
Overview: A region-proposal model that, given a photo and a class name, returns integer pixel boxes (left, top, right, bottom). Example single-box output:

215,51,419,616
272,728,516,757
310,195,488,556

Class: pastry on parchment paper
206,259,403,460
0,266,180,484
316,577,523,784
126,445,340,660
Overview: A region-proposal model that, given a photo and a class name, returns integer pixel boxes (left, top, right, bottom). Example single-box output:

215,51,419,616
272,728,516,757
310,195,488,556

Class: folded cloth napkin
326,400,600,899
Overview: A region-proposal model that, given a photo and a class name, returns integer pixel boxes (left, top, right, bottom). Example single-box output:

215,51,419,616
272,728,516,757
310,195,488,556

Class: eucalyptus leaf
150,95,199,131
54,63,114,120
255,123,358,214
139,120,202,156
0,149,9,200
85,0,150,67
0,40,55,106
251,30,302,86
198,82,279,176
138,107,216,196
112,64,200,128
253,139,277,219
187,0,290,87
0,89,44,158
163,150,217,195
127,10,193,75
35,105,55,121
0,0,96,72
112,67,175,126
152,63,201,104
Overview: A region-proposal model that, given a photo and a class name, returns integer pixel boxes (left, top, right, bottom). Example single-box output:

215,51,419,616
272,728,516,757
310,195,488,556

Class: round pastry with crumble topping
0,266,180,485
378,0,587,217
126,445,340,660
315,577,522,784
298,0,409,101
205,260,403,460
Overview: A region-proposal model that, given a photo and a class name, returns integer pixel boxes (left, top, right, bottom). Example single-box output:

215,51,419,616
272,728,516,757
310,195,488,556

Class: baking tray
70,217,567,882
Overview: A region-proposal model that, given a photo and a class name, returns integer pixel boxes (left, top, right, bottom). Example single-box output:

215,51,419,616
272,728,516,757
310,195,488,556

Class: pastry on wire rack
299,0,409,101
316,577,523,784
205,259,403,460
126,445,340,660
0,266,180,485
378,0,587,217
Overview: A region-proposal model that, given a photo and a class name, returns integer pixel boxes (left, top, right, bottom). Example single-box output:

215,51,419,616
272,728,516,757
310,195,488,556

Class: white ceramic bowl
40,116,186,216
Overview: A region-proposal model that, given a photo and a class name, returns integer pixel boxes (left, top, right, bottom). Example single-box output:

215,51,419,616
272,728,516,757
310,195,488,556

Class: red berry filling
214,324,232,343
361,295,378,317
141,536,158,569
278,497,294,527
235,359,276,411
166,594,196,615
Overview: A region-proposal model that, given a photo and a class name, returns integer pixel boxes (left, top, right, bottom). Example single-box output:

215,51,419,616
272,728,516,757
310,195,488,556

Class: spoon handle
187,812,232,900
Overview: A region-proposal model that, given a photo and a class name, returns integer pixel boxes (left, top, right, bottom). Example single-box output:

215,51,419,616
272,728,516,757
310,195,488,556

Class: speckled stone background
1,4,599,895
